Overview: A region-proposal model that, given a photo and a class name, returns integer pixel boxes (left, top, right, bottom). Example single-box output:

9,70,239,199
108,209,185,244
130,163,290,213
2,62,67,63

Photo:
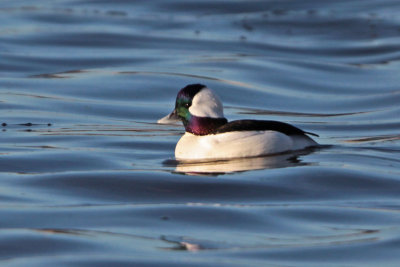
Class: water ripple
1,0,400,266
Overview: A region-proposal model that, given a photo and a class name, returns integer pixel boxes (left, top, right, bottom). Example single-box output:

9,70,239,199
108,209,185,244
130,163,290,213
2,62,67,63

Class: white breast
175,131,317,160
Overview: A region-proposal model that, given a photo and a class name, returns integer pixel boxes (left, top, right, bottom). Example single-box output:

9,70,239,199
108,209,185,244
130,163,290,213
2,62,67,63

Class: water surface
1,0,400,266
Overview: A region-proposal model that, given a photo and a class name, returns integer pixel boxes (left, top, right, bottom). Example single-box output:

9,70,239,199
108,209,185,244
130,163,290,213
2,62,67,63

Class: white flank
175,131,316,160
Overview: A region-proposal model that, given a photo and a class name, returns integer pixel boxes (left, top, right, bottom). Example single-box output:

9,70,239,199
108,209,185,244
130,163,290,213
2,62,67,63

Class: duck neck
182,115,227,136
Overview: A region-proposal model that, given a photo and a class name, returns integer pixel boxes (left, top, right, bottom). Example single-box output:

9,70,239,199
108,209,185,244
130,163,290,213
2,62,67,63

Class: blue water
1,0,400,266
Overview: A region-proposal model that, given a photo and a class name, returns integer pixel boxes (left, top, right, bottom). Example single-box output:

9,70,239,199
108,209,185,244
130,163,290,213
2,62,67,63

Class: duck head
158,84,227,135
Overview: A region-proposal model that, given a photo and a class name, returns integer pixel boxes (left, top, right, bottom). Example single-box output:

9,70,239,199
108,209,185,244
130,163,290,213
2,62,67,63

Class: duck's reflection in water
163,148,316,176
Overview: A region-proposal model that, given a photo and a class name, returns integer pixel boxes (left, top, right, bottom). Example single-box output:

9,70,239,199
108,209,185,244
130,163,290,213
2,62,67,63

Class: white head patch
188,87,224,118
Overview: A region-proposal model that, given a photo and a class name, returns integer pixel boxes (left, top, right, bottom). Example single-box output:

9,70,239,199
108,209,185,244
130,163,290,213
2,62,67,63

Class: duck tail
304,131,319,137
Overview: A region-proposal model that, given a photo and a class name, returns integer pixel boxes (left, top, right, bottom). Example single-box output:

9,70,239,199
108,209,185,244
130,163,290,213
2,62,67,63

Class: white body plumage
175,131,317,160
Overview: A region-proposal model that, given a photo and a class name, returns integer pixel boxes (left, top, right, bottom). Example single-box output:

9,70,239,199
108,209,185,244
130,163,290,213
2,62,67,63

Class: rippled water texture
1,0,400,266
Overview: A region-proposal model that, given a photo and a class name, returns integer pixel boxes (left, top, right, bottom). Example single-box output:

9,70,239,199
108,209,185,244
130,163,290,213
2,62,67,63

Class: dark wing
214,120,319,137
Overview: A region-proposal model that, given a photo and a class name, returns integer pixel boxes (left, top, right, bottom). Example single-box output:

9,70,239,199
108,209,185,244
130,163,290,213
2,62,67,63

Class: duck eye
184,103,190,108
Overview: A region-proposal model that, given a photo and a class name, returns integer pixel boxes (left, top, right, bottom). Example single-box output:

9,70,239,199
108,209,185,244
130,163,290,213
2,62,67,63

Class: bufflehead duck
158,84,318,160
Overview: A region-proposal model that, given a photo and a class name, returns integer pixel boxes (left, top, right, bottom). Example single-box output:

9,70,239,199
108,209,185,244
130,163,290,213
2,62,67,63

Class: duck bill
157,109,180,124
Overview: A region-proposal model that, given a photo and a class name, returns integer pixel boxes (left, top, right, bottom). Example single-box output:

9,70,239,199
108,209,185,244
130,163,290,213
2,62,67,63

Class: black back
214,120,318,137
